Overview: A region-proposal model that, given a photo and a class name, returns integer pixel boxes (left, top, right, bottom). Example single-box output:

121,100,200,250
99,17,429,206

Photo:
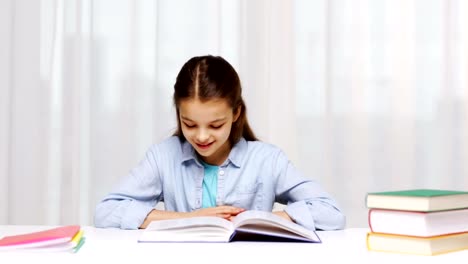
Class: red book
0,225,81,249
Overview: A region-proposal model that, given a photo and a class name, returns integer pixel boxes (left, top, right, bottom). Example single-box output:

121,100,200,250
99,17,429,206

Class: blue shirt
94,136,346,230
201,161,218,208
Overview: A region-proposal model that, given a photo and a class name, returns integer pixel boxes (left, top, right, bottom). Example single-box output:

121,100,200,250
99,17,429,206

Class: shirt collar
227,138,246,167
180,138,247,168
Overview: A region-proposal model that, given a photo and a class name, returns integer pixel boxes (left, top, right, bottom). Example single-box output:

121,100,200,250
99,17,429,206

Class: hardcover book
368,208,468,237
366,189,468,212
138,210,321,243
366,231,468,256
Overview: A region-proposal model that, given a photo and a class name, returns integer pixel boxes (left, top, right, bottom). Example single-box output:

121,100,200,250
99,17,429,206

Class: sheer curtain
1,0,467,227
295,0,468,226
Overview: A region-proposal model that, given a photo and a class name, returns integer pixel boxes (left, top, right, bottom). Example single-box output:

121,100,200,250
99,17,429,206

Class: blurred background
1,0,467,228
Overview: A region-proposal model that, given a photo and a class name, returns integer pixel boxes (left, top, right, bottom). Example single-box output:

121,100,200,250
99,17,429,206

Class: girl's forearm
139,209,190,229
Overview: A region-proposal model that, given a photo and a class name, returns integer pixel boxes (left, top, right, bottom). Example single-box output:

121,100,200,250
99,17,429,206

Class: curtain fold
0,0,13,225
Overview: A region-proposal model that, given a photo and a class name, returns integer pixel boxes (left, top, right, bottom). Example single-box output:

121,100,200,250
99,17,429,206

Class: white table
0,226,467,263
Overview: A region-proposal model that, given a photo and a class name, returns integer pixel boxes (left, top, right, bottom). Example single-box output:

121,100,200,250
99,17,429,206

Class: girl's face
179,98,239,165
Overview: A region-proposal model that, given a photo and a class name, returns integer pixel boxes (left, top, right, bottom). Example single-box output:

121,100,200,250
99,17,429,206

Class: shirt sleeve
94,145,163,229
273,150,346,231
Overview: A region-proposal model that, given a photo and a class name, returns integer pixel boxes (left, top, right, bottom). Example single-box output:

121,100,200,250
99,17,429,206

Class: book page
232,210,320,242
140,217,235,242
146,216,233,231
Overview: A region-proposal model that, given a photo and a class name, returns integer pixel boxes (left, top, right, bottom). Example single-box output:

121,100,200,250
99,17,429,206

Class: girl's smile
196,141,214,150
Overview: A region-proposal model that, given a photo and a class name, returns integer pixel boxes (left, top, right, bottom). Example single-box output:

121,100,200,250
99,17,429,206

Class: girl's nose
196,128,210,143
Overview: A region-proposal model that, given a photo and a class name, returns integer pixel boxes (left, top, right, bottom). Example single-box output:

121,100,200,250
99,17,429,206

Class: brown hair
173,55,258,145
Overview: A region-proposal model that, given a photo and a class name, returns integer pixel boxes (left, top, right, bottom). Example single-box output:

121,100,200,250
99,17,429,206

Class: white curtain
1,0,467,228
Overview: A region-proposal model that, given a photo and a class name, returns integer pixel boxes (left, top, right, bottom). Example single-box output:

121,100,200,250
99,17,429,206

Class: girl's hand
273,211,293,222
139,206,245,228
189,206,245,220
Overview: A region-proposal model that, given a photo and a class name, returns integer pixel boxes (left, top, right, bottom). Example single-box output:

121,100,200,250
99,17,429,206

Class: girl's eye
211,124,223,129
184,123,195,128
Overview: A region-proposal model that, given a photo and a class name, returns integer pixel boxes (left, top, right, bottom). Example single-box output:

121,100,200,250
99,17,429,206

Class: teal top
201,161,218,208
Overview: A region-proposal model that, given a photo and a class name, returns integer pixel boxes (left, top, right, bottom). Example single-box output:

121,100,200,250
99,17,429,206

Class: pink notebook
0,225,81,249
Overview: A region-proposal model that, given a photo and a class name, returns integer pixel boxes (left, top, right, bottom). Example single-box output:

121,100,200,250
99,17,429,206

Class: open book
138,210,321,243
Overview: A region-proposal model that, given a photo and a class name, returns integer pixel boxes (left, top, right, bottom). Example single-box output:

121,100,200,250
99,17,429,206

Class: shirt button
219,170,225,176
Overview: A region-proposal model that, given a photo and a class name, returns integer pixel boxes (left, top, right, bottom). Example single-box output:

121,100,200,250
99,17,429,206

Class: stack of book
365,189,468,256
0,225,85,253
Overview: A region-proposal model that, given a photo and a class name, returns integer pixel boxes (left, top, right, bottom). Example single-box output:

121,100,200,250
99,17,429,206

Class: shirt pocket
231,182,263,209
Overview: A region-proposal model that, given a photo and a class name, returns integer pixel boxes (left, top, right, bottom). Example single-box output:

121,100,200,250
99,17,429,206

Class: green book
366,189,468,212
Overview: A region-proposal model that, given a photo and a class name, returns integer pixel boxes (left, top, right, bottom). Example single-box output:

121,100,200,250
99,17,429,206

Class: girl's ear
233,106,241,122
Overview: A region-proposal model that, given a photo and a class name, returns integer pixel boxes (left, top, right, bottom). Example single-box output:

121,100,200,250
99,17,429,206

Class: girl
94,55,345,230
